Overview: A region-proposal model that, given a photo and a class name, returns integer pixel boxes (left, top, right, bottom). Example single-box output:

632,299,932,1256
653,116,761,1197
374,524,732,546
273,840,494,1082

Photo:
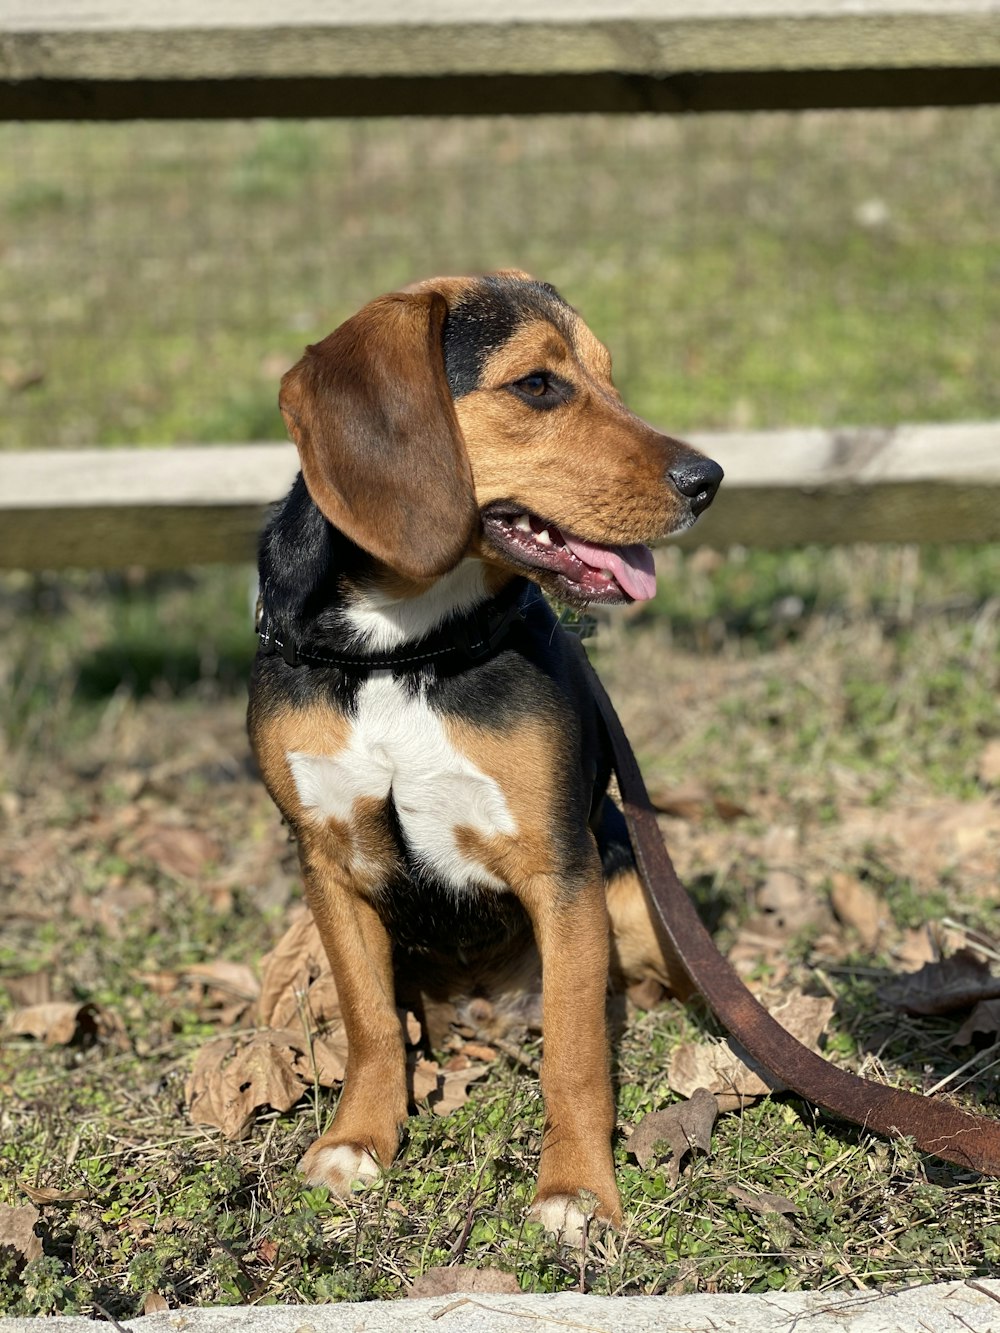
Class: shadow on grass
74,640,255,702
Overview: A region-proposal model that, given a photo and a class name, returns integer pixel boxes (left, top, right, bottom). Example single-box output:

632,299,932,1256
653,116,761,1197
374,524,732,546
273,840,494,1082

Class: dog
248,271,723,1240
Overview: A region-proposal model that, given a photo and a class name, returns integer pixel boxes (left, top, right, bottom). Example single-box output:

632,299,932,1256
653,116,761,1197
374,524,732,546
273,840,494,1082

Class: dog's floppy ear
279,290,477,581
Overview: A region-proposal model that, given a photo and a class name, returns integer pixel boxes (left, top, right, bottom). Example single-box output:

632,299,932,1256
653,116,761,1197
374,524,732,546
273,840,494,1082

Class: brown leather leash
577,640,1000,1176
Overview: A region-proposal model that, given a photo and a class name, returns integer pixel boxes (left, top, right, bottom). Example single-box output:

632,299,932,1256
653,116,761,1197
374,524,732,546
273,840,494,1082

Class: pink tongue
563,536,657,601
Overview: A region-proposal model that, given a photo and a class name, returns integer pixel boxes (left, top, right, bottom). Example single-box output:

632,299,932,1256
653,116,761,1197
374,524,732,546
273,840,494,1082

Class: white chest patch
287,676,516,891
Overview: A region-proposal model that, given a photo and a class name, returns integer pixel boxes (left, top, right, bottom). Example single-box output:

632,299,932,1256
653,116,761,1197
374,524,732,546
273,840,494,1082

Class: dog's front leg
296,832,408,1196
526,871,622,1241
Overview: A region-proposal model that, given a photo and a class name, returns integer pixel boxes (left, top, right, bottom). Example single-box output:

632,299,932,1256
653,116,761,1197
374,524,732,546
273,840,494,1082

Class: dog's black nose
668,457,724,516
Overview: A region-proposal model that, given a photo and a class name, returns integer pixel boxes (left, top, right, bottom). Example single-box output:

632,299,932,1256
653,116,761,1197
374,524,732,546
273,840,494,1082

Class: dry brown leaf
648,783,748,823
182,961,261,1002
309,1032,349,1086
0,1203,43,1264
2,973,52,1007
668,990,835,1107
727,1185,800,1216
878,949,1000,1016
20,1184,88,1207
408,1265,521,1298
186,1029,327,1140
4,1001,99,1047
976,739,1000,788
142,1293,169,1315
256,1237,280,1265
952,998,1000,1047
757,871,829,936
839,798,1000,894
137,824,223,880
191,910,488,1134
829,873,886,950
894,927,938,971
138,971,181,996
628,1087,717,1183
409,1056,490,1117
69,882,157,938
257,912,341,1031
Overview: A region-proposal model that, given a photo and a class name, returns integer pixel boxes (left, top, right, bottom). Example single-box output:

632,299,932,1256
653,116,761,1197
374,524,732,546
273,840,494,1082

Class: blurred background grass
1,106,999,759
1,108,998,451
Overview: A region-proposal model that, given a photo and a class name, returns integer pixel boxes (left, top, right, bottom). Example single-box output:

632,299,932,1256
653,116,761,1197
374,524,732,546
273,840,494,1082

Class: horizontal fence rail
1,423,996,571
3,1,999,118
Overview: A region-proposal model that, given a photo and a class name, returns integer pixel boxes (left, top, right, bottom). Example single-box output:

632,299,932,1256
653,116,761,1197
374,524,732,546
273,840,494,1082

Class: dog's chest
287,675,516,891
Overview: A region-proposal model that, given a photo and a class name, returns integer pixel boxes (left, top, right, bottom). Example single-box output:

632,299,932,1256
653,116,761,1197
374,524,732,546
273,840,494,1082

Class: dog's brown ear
279,290,477,581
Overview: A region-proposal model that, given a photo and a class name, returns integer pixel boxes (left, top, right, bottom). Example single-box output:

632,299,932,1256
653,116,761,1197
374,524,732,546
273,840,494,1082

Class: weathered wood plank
0,423,996,570
3,1,998,118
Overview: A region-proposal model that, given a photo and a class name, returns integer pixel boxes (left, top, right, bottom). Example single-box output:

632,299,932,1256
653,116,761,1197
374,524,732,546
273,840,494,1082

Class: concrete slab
5,1282,1000,1333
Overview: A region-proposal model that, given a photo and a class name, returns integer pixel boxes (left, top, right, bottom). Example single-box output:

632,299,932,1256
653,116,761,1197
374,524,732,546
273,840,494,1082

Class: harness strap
573,636,1000,1176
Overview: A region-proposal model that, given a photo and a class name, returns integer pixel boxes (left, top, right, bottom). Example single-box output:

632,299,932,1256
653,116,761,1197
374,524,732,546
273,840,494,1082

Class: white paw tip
300,1143,380,1194
533,1195,589,1246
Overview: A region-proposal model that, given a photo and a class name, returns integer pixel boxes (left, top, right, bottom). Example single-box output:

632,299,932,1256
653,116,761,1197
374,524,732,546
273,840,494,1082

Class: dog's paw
299,1141,381,1197
530,1194,592,1246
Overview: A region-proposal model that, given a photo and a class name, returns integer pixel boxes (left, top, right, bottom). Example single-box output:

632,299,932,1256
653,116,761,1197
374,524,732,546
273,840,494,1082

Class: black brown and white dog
248,271,722,1239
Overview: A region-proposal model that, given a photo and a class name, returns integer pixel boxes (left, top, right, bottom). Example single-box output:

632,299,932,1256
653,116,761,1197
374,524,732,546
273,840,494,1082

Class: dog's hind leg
595,797,693,1003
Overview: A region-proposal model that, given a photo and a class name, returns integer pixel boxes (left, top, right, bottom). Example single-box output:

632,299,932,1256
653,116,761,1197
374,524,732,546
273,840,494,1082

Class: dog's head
279,272,722,606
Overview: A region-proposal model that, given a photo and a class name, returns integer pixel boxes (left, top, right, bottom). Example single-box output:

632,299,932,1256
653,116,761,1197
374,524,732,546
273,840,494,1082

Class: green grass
1,546,998,1315
1,109,999,450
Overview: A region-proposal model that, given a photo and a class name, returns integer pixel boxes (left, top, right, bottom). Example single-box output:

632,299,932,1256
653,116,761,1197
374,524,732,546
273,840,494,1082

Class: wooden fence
2,1,998,567
2,424,997,571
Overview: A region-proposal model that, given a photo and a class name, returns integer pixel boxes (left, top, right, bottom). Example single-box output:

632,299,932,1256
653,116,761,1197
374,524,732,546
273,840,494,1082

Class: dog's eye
508,372,570,410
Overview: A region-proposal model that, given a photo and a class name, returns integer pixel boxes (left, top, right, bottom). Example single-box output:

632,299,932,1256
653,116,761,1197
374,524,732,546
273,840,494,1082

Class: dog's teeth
536,527,553,546
514,514,532,532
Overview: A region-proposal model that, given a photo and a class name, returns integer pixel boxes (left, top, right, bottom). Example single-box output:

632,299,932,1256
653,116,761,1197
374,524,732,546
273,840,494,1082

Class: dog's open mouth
481,505,656,605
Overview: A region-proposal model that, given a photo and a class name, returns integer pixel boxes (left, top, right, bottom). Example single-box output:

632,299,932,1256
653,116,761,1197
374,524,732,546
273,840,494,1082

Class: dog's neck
259,477,527,662
341,559,493,653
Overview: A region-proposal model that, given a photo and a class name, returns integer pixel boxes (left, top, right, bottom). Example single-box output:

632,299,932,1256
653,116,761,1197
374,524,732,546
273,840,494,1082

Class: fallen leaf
829,873,886,950
142,1293,169,1314
839,798,1000,895
408,1266,520,1298
2,973,52,1007
952,999,1000,1047
182,961,261,1002
648,783,748,823
69,882,157,937
256,1238,280,1265
878,949,1000,1016
410,1056,490,1116
137,971,181,996
628,1087,717,1183
758,871,827,935
727,1185,799,1216
894,927,937,971
186,1029,339,1140
0,360,45,392
257,912,341,1031
976,739,1000,788
136,824,223,881
20,1184,88,1207
0,1203,43,1264
401,1009,423,1047
4,1001,99,1047
668,990,835,1108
